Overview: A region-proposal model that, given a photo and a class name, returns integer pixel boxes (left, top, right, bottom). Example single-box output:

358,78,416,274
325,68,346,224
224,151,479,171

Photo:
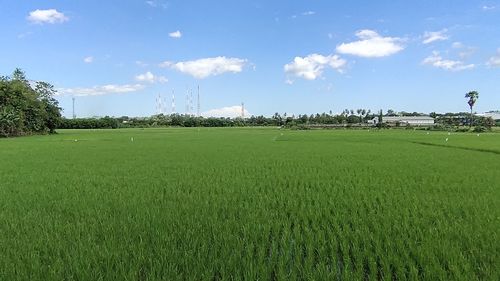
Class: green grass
1,128,499,280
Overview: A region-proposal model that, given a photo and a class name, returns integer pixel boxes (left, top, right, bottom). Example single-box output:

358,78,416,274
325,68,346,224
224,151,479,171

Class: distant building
477,112,500,121
369,116,435,126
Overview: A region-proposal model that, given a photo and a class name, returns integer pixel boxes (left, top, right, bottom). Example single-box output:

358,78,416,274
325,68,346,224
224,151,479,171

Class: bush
290,124,310,130
473,126,488,133
376,123,389,129
427,124,449,131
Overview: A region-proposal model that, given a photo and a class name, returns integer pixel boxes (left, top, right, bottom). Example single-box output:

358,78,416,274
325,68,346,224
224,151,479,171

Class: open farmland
0,128,499,280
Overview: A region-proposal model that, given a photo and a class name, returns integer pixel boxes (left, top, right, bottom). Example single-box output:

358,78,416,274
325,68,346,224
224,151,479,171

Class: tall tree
35,81,61,133
0,69,62,137
465,91,479,128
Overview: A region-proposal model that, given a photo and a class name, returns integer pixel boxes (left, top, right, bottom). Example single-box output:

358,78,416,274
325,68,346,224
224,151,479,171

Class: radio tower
171,89,176,114
185,88,189,115
197,85,200,117
155,94,159,114
241,102,245,118
72,97,76,119
156,93,166,115
190,89,194,116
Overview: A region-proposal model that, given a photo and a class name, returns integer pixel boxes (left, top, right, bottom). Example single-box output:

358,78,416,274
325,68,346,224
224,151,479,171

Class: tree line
58,110,497,130
0,69,61,137
59,110,378,129
1,69,496,136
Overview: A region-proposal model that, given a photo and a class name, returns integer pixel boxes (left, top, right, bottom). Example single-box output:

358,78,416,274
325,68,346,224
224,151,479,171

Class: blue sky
1,0,499,118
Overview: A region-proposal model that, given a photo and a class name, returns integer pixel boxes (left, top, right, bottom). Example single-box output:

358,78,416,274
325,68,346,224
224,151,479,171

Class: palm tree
465,91,479,128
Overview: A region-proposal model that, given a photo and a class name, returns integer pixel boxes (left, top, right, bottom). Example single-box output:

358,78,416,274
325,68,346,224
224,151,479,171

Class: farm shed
369,116,435,126
477,112,500,121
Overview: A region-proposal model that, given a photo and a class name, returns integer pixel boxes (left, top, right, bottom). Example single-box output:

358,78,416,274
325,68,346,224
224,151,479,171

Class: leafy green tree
35,81,61,133
356,109,368,124
465,91,479,128
0,69,62,137
12,68,28,83
386,109,396,116
483,117,495,129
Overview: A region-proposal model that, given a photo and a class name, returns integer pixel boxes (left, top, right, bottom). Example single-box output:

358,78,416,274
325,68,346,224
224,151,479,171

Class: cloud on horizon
58,84,145,97
135,71,167,83
202,105,251,118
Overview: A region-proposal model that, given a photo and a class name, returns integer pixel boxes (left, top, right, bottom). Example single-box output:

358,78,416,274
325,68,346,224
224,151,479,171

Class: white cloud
291,11,315,19
284,54,346,80
487,49,500,67
482,5,496,11
158,61,173,68
422,51,474,71
336,29,405,58
169,30,182,38
145,1,167,8
202,105,251,118
134,71,168,83
83,56,94,63
458,47,477,59
58,84,145,97
422,29,449,44
27,9,68,24
17,32,33,39
450,42,477,58
162,57,247,79
135,60,148,67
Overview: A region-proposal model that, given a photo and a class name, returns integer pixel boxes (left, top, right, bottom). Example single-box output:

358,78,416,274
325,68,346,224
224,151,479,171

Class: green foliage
465,90,479,109
473,126,488,133
483,117,495,128
465,91,479,128
0,69,61,137
1,128,498,280
58,109,378,130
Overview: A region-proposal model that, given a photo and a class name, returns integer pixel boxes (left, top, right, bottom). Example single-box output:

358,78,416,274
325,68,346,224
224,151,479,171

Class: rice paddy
0,128,499,280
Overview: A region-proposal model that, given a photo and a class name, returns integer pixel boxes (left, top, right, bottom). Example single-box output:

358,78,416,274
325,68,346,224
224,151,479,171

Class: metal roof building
477,112,500,120
369,116,435,125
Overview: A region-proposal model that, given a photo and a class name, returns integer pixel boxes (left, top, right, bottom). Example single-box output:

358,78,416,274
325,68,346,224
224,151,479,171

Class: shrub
473,126,488,133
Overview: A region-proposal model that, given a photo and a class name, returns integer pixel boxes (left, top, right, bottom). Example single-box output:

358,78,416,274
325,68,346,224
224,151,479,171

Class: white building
369,116,435,126
477,112,500,121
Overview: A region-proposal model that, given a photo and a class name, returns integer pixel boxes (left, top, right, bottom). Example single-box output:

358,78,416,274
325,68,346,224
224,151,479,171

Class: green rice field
0,128,499,280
